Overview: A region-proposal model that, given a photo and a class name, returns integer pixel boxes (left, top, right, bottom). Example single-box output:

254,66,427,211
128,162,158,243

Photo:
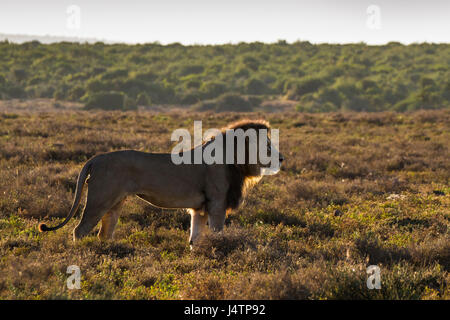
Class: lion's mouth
260,166,281,176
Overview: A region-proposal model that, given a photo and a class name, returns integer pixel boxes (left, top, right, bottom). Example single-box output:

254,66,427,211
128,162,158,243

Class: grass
0,103,448,299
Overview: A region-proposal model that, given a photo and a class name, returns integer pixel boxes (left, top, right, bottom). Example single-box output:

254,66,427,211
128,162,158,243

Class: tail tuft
38,223,49,232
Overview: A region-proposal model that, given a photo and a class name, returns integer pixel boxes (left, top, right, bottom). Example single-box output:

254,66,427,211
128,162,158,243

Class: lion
38,119,284,246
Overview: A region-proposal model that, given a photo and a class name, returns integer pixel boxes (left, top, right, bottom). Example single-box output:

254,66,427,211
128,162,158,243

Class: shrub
84,91,126,110
146,83,176,104
0,42,449,112
234,66,250,78
296,101,338,113
317,88,342,106
342,96,371,112
12,68,27,82
393,95,420,112
5,84,27,98
247,95,263,108
360,79,379,91
86,78,109,93
67,86,85,101
124,96,138,110
100,68,129,80
53,88,66,101
199,81,227,99
136,92,151,106
180,91,201,105
241,55,260,71
179,64,204,76
245,78,269,95
193,93,253,112
286,77,325,100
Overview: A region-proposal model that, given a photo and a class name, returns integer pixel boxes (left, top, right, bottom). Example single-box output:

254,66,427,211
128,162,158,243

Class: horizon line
0,32,448,47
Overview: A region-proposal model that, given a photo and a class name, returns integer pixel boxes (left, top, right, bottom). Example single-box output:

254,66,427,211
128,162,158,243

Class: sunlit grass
0,108,448,299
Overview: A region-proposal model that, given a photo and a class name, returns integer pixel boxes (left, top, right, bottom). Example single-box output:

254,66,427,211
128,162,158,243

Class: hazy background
0,0,449,44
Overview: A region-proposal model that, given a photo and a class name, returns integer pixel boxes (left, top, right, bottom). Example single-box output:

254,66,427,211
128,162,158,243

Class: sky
0,0,449,44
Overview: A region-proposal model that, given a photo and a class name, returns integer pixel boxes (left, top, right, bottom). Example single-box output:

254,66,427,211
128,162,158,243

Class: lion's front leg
206,201,226,233
189,209,208,248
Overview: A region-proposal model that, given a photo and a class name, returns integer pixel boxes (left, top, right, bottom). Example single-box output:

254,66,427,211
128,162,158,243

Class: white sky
0,0,449,44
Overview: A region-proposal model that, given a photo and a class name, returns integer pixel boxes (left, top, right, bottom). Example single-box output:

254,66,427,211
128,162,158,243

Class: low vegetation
0,104,448,299
0,41,449,112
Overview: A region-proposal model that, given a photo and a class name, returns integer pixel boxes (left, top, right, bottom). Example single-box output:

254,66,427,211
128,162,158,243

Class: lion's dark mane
216,119,270,211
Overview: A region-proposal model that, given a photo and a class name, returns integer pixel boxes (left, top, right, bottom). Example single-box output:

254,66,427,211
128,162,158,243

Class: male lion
38,119,284,246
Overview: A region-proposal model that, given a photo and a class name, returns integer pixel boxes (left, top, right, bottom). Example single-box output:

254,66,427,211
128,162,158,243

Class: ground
0,102,448,299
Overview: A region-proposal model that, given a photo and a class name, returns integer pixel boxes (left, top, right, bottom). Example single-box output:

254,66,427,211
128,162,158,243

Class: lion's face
203,119,284,176
235,129,284,176
258,134,284,175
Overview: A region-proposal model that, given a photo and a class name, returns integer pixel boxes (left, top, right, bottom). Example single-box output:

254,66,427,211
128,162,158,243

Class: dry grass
0,103,448,299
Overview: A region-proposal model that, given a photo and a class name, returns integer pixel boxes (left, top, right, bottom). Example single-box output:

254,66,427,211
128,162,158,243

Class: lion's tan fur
38,119,282,246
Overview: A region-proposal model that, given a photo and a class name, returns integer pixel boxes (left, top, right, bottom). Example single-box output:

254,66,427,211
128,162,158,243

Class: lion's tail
38,160,93,232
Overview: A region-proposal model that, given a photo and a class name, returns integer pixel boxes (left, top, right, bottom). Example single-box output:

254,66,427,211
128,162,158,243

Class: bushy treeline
0,40,448,111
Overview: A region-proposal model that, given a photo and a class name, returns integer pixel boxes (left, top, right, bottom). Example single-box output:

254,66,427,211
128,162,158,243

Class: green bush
12,68,27,82
247,95,263,108
86,78,109,93
53,87,66,101
124,95,138,110
194,93,253,112
393,95,419,112
180,91,201,105
136,92,151,106
245,78,269,95
285,77,325,99
317,88,342,107
342,96,371,112
101,68,129,80
67,86,85,101
241,55,260,71
5,85,27,98
234,66,250,78
84,91,126,110
0,41,448,112
179,64,204,76
199,81,227,100
296,101,338,113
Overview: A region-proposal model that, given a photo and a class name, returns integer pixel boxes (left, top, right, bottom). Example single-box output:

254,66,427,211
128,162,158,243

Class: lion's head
203,119,284,211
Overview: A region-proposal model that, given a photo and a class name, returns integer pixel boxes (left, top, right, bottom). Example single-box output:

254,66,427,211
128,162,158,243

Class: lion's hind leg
98,199,125,241
73,184,125,241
